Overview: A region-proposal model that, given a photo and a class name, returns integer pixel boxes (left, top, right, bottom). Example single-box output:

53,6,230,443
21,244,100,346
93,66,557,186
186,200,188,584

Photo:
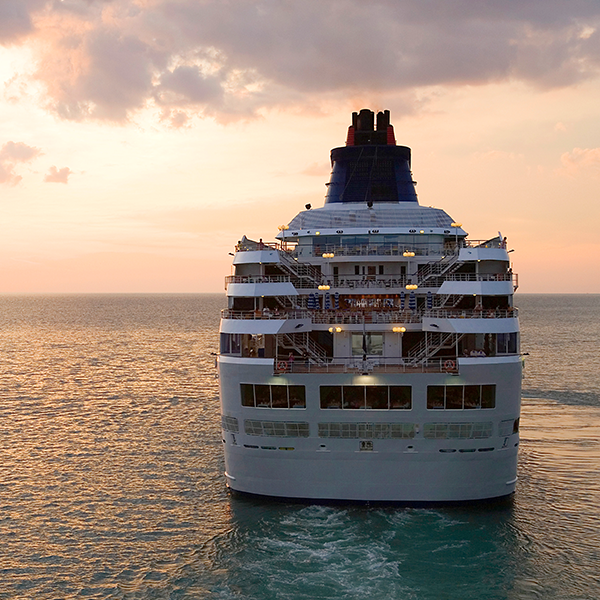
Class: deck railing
273,357,459,375
444,273,514,282
233,238,506,256
221,307,518,322
225,275,292,285
225,273,517,290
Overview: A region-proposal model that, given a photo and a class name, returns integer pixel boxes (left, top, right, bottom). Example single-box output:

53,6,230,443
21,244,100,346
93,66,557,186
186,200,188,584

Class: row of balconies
221,307,518,322
225,272,516,290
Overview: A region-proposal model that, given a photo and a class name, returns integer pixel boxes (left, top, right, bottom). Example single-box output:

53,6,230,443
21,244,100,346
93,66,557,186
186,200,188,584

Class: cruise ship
218,109,521,503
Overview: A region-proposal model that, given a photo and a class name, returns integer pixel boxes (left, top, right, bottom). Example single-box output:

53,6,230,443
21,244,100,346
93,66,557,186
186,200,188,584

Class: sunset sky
1,0,600,293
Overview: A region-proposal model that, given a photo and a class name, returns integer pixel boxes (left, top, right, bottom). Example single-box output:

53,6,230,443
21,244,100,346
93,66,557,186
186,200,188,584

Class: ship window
496,332,519,355
351,333,383,356
318,422,415,439
508,332,518,354
241,384,254,407
366,386,388,409
255,385,271,407
379,265,384,275
481,385,496,408
473,422,493,438
427,386,445,410
390,386,412,409
220,333,230,354
289,386,306,409
427,385,496,410
320,385,412,410
343,385,365,409
220,333,241,355
445,386,463,410
498,419,514,437
464,385,480,409
221,415,240,433
271,385,288,408
240,384,306,409
423,422,492,439
244,420,310,437
321,386,342,409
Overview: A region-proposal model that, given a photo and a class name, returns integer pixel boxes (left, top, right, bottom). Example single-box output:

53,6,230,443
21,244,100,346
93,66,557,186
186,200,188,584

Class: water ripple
0,295,598,599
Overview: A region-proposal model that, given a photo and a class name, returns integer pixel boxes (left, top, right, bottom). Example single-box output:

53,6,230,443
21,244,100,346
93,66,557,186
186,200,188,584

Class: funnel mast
325,109,418,205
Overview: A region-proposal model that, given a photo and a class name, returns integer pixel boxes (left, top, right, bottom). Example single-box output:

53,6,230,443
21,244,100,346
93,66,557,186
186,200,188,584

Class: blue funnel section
324,109,418,205
325,145,418,204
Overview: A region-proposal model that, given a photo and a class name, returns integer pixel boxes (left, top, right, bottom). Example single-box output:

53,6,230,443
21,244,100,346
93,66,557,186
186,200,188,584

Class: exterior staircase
406,332,464,366
279,332,328,365
415,254,461,288
278,250,323,288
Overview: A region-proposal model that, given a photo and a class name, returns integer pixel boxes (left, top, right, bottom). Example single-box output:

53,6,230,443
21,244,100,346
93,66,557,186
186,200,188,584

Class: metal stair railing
278,251,323,287
437,294,465,309
415,254,461,287
406,332,463,366
280,332,328,364
274,295,297,310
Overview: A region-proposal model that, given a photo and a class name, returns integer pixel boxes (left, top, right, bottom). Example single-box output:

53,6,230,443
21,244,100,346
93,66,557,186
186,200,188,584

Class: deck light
406,284,418,290
451,222,462,228
322,252,335,258
318,284,330,290
392,326,406,333
403,251,415,257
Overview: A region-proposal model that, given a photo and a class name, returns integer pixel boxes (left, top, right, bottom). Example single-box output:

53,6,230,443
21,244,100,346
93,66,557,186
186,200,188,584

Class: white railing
273,357,459,375
225,275,291,285
445,273,514,282
308,243,453,258
221,307,518,322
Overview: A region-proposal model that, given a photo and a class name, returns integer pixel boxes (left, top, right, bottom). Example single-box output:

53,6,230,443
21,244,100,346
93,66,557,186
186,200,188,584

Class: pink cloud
5,0,600,124
559,147,600,178
44,166,73,183
0,141,41,185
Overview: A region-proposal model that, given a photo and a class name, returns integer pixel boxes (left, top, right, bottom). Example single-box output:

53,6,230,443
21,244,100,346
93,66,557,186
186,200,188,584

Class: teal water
0,294,598,599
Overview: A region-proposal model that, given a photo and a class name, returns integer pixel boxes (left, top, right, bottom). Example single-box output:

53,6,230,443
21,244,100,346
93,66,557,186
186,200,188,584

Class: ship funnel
328,109,416,205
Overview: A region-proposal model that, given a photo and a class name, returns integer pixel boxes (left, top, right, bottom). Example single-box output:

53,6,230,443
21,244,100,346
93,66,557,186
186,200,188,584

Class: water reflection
0,295,598,599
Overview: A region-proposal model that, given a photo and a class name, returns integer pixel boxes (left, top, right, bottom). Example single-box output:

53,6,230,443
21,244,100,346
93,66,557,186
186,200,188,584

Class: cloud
558,147,600,178
0,0,45,44
9,0,600,123
0,141,41,185
44,166,73,183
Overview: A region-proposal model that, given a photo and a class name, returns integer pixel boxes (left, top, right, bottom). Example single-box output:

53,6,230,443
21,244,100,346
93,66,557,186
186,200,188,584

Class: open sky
1,0,600,293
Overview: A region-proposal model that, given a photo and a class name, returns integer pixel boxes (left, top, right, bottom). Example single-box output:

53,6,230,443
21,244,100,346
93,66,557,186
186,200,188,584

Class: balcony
221,307,518,323
225,275,291,286
273,357,459,375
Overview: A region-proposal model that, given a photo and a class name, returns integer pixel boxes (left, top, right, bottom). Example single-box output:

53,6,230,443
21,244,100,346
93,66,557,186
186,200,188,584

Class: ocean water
0,293,598,599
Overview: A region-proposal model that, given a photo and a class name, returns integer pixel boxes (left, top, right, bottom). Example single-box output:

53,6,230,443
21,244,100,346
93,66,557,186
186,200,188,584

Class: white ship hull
219,356,521,502
218,108,522,503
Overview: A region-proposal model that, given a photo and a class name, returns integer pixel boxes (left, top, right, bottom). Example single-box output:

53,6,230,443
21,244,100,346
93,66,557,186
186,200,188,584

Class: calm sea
0,293,598,599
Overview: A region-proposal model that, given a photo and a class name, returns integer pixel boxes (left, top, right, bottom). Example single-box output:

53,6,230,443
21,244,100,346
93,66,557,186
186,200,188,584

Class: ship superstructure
218,109,521,502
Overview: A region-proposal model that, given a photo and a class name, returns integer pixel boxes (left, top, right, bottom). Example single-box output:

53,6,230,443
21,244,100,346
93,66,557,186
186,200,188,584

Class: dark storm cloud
8,0,600,122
